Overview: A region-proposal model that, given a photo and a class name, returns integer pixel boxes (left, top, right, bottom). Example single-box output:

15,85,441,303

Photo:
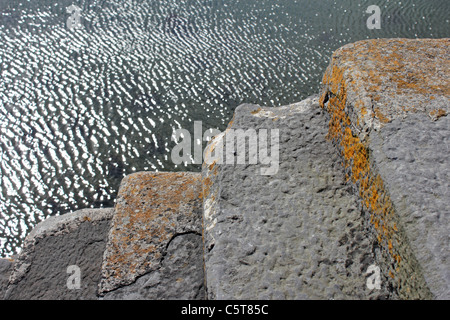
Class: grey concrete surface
319,38,448,299
202,96,393,299
4,208,114,300
370,114,450,299
0,258,13,299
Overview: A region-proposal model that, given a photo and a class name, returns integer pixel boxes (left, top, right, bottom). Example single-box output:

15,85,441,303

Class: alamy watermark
171,121,280,176
66,265,81,290
366,5,381,29
65,4,381,32
66,5,82,31
366,264,381,290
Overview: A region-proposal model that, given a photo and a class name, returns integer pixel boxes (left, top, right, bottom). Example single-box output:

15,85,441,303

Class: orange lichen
103,172,202,283
429,108,447,120
388,240,393,254
320,62,402,283
327,39,449,129
319,39,445,299
250,107,262,115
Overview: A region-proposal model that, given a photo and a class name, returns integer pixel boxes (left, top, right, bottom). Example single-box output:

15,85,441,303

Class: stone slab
320,38,449,138
202,96,393,299
99,172,205,300
4,208,114,300
0,258,13,300
319,38,448,299
370,115,450,299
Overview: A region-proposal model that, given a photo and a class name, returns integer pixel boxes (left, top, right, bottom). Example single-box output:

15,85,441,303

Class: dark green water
0,0,448,256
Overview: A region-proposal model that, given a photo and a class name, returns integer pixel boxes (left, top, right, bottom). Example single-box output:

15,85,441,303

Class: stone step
98,171,205,300
0,258,13,299
2,172,205,300
3,208,114,300
202,96,391,299
319,38,449,299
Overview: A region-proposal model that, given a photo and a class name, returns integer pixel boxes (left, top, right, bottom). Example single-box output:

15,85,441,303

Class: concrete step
98,171,205,300
202,96,392,299
2,172,205,300
3,208,114,300
319,38,449,299
0,258,13,299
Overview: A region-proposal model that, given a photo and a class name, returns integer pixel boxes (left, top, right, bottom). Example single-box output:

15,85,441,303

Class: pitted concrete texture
319,38,447,299
4,208,114,300
370,115,450,299
0,258,13,299
99,172,205,299
202,96,393,300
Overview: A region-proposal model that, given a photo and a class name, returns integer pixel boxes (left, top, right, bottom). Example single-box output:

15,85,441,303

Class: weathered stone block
0,258,13,300
4,208,114,300
370,115,450,299
202,96,391,299
319,38,449,299
320,38,449,137
99,172,205,300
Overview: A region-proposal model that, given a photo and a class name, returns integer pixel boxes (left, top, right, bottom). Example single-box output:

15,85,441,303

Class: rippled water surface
0,0,448,256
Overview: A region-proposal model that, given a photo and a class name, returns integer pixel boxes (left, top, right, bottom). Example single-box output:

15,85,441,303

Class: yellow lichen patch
319,39,442,299
372,95,381,102
374,108,390,124
202,161,219,201
250,107,262,115
227,112,236,129
429,108,447,121
320,62,403,288
341,127,369,183
103,172,202,284
368,85,382,92
322,70,328,85
327,38,449,130
388,240,394,254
